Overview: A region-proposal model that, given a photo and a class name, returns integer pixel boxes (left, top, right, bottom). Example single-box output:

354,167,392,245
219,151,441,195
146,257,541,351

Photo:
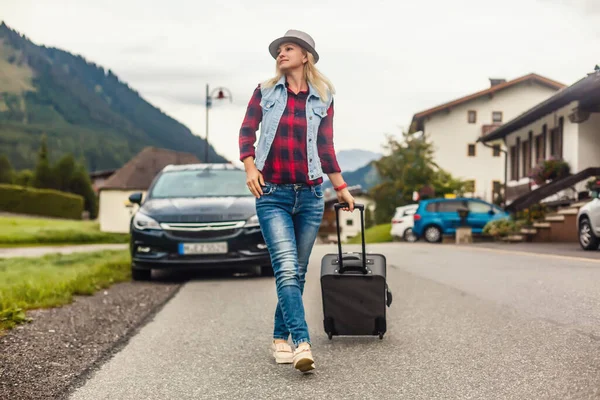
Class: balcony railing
506,167,600,212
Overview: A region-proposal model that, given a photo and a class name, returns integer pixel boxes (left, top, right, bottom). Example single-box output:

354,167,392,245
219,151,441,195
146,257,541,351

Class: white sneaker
271,341,293,364
293,344,315,372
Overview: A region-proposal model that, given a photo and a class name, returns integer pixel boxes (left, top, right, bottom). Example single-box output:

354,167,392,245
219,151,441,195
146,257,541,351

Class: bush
483,218,525,239
529,157,570,185
0,184,84,219
13,169,34,187
515,203,547,226
586,176,600,191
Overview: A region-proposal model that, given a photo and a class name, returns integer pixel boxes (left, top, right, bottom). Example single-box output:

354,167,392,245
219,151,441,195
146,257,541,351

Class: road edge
58,283,184,400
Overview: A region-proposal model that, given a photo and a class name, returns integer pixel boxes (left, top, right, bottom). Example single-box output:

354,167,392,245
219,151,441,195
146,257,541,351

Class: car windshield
148,169,252,198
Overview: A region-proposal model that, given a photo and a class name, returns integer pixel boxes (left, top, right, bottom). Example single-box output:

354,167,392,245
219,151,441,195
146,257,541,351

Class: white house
478,69,600,208
336,194,376,241
409,74,565,203
98,147,200,233
321,186,375,242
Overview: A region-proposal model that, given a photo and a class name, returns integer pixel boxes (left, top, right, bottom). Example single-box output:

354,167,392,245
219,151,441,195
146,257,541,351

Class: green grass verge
346,223,393,244
0,216,129,246
0,250,131,331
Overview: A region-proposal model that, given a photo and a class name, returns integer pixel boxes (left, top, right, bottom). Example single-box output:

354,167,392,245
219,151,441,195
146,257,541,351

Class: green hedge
0,184,84,219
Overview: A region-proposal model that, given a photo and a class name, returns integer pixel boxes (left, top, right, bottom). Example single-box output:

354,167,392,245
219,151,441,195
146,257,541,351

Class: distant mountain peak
336,149,382,174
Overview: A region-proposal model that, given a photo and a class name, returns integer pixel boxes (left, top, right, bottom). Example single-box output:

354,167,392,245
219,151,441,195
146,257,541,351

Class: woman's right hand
245,165,265,198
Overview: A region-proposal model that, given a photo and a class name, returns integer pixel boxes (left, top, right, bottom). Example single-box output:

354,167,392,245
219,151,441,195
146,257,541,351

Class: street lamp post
205,84,233,163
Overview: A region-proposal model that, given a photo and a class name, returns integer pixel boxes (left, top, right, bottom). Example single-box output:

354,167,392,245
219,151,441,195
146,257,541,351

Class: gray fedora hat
269,29,319,63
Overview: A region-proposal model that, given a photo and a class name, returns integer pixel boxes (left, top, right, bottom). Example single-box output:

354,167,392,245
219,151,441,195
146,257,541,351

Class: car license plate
179,242,228,255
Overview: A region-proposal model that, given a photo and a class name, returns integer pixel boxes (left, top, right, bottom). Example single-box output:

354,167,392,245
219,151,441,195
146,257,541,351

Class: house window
467,144,476,157
492,144,501,157
492,180,502,194
535,134,545,163
510,145,518,181
550,117,564,158
522,140,531,176
492,111,503,123
468,110,477,123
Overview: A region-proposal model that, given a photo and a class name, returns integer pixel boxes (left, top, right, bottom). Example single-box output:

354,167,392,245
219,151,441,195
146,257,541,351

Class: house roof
100,147,201,191
409,73,566,133
89,169,117,179
478,70,600,143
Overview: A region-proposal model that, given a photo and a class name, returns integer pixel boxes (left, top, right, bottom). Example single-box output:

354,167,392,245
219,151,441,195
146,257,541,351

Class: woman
239,29,355,373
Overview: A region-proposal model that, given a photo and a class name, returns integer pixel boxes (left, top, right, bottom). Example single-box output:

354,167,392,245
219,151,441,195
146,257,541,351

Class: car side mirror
129,192,143,205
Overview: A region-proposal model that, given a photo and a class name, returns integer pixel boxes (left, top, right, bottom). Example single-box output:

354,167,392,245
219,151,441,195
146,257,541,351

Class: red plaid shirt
239,83,341,185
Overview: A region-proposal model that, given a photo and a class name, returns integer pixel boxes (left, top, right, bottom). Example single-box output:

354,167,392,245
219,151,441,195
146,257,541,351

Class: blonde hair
262,50,335,103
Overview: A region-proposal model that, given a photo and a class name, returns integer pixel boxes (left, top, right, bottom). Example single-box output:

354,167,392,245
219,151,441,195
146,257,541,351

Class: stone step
533,222,551,228
557,208,579,215
520,228,537,234
545,215,565,222
571,200,592,208
502,234,524,242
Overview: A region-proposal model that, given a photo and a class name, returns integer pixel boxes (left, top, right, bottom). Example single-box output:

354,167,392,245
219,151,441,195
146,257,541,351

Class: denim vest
255,75,332,182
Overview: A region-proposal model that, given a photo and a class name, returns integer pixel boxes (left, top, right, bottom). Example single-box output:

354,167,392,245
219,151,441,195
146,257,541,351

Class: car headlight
245,214,260,228
133,212,162,230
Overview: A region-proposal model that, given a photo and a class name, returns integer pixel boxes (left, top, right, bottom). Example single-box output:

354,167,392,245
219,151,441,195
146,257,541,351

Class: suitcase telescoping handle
334,202,368,274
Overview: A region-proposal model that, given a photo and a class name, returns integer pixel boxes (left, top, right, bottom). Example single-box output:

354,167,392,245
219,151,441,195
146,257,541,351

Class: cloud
537,0,600,15
116,66,233,83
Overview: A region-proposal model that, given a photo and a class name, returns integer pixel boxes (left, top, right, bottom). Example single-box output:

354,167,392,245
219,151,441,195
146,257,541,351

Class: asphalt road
69,243,600,400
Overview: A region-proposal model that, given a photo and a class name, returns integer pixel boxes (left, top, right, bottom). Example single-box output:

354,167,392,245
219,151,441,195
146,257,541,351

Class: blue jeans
256,182,325,347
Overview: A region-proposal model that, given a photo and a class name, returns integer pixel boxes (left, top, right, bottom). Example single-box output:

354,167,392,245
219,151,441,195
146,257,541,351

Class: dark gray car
127,163,272,280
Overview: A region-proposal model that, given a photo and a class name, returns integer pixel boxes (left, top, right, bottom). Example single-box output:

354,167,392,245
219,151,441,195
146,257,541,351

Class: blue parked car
412,197,509,243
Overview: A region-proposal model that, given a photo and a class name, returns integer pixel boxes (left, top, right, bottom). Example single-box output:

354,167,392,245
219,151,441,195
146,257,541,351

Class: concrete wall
99,190,146,233
423,81,559,202
578,112,600,171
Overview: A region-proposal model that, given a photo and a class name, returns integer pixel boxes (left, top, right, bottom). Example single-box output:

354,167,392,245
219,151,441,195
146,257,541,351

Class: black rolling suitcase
320,202,392,340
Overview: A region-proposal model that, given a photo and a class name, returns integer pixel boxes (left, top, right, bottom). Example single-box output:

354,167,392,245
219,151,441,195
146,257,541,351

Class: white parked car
391,204,419,242
577,190,600,250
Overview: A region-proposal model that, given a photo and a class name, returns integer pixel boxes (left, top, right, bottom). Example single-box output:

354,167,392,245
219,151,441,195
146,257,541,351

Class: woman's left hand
336,188,355,212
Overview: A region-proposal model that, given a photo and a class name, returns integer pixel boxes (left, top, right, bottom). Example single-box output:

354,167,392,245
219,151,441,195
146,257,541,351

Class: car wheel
424,225,442,243
403,228,418,242
579,218,599,250
132,267,152,281
260,265,275,277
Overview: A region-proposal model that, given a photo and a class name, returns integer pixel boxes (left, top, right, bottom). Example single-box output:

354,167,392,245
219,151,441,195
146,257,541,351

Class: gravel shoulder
0,280,181,400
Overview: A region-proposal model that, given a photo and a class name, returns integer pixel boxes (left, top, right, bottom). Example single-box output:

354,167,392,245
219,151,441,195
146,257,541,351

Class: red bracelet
334,182,348,191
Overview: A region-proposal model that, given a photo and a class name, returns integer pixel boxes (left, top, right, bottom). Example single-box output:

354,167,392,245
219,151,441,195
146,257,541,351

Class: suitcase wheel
378,333,384,340
328,332,333,340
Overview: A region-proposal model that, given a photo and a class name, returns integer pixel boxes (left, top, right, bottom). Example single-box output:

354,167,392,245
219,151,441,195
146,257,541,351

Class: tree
32,134,57,189
364,206,374,229
0,154,13,183
69,163,98,219
53,153,77,192
369,131,467,224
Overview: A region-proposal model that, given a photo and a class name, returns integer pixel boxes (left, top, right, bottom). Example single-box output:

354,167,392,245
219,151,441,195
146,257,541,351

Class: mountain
0,22,227,172
336,149,382,174
323,161,381,191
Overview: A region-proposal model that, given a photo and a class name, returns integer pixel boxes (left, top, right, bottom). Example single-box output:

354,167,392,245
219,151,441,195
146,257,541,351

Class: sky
1,0,599,166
